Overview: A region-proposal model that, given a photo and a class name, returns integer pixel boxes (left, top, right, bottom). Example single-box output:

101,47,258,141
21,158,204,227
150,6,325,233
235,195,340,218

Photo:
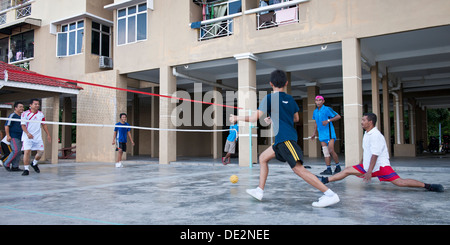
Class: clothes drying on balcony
275,6,298,25
191,21,202,29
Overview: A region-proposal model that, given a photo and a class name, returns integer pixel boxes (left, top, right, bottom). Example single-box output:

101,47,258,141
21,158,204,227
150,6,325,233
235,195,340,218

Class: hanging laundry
260,0,269,14
191,21,202,29
275,7,298,25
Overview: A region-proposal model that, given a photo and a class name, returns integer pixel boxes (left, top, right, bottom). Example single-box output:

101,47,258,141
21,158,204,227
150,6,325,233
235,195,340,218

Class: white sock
256,187,264,193
33,159,38,166
24,165,29,170
324,189,335,197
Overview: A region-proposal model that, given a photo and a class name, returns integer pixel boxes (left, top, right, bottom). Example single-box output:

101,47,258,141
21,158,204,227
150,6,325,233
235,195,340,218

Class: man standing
2,102,24,171
21,99,51,176
317,113,444,192
223,123,238,165
112,113,135,168
311,95,342,175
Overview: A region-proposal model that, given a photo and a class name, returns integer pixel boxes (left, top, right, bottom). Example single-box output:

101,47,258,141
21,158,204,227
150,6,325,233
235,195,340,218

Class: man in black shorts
229,70,340,208
112,113,135,168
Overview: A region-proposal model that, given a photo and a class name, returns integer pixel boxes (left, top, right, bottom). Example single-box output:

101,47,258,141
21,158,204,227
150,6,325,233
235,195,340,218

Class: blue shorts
319,137,336,144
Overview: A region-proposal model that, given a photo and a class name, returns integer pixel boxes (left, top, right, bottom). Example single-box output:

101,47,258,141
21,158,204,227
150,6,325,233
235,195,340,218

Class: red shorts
353,164,400,182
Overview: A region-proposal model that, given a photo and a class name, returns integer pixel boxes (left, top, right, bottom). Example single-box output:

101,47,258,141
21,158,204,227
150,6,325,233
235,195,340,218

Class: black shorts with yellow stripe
273,140,304,168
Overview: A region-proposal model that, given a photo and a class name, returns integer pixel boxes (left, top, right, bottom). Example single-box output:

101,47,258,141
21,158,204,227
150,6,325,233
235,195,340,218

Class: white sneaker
246,187,263,201
115,162,124,168
312,193,340,208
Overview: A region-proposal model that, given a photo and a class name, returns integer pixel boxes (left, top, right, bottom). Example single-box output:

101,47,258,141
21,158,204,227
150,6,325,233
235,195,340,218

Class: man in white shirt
21,99,51,176
317,113,444,192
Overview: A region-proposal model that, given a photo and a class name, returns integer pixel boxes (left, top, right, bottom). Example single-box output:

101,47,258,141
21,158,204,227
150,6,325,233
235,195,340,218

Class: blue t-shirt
227,124,239,142
5,113,23,139
258,92,299,145
114,122,131,143
312,105,338,142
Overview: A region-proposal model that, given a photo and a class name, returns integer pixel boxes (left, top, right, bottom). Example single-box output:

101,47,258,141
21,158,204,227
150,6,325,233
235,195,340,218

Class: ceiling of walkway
128,24,450,109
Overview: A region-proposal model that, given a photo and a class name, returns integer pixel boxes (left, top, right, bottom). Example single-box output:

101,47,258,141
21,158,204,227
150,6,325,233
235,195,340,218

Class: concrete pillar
76,70,127,163
62,97,72,149
382,75,391,155
306,83,321,158
302,98,309,156
213,80,223,159
286,72,292,95
371,64,380,118
393,85,405,145
42,95,60,164
393,86,416,156
421,106,428,150
342,38,363,166
131,93,140,156
150,87,159,158
159,66,177,164
408,98,416,144
234,53,258,167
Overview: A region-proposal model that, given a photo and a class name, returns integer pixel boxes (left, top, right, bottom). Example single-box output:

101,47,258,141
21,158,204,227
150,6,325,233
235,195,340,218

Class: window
92,21,111,57
117,3,147,45
57,20,84,57
10,30,34,63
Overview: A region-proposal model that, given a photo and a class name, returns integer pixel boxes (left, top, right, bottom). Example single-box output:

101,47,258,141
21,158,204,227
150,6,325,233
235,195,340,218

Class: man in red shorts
317,113,444,192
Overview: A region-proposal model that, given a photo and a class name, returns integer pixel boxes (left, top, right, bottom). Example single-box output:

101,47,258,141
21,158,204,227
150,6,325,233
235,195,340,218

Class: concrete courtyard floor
0,154,449,226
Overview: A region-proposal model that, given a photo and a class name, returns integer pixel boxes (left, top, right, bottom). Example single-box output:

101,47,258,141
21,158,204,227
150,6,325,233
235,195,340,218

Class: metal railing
257,6,298,30
0,13,6,24
16,3,30,19
199,18,233,41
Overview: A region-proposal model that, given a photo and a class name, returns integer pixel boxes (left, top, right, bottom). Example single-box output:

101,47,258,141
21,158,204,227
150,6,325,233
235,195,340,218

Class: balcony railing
257,6,298,30
246,0,308,30
190,12,241,41
0,0,31,11
16,3,30,19
199,19,233,41
0,13,5,24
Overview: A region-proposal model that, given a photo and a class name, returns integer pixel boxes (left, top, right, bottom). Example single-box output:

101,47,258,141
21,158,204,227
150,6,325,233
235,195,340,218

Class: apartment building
0,0,449,166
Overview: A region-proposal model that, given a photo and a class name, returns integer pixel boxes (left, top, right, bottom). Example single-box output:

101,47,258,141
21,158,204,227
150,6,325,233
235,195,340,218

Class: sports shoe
115,162,124,168
427,184,444,192
246,187,264,201
31,163,40,173
334,165,341,174
22,170,29,176
320,168,332,175
312,193,340,208
1,160,11,172
316,175,329,184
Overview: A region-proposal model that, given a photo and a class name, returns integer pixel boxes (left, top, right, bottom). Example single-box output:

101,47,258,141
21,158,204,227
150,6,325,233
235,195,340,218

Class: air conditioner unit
99,56,113,69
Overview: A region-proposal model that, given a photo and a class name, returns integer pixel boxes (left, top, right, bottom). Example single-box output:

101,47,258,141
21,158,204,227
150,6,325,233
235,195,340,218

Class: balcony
0,0,33,18
0,0,37,33
245,0,308,30
191,0,242,41
16,2,31,19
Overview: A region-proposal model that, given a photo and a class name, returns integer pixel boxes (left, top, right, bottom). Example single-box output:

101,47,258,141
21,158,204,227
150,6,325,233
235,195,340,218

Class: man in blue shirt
223,124,238,165
112,113,135,168
2,102,24,171
311,95,342,175
229,70,340,208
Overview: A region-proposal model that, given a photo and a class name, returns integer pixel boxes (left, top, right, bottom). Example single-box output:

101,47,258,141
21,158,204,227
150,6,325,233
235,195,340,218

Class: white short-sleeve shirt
362,127,390,172
21,110,46,141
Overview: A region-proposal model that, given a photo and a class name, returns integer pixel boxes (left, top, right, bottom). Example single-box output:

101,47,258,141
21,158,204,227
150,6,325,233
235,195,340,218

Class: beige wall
2,0,450,163
114,0,450,74
76,70,131,162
